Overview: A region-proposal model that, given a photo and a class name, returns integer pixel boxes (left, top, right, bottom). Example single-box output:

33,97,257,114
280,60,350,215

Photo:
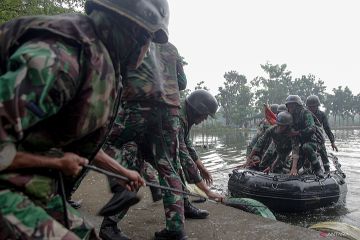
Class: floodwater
191,128,360,228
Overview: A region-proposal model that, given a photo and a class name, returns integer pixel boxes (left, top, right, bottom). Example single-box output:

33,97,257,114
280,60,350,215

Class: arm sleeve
176,57,187,91
246,132,261,156
178,124,202,184
322,114,335,143
291,136,300,156
252,128,271,154
0,39,80,170
185,132,199,161
299,111,316,139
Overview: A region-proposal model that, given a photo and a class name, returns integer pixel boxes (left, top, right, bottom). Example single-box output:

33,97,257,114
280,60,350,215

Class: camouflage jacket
0,15,120,199
246,130,272,157
312,109,335,143
253,125,299,155
291,107,324,144
257,118,271,133
122,42,186,107
178,102,202,183
179,102,198,161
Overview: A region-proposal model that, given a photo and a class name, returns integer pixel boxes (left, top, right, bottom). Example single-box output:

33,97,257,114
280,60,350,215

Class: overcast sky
168,0,360,96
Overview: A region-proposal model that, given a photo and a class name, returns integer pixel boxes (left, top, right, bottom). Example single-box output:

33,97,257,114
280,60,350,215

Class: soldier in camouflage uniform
0,0,170,239
247,112,299,174
245,104,278,168
178,90,224,217
255,104,289,171
102,89,224,240
100,108,162,240
306,95,338,173
103,42,198,240
285,95,325,177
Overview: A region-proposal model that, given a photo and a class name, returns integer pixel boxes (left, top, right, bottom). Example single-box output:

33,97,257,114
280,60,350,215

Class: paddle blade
185,183,207,197
264,104,277,125
223,197,276,220
186,183,207,203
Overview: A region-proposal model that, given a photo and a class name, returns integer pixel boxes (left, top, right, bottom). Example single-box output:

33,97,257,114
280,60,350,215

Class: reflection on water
191,128,360,228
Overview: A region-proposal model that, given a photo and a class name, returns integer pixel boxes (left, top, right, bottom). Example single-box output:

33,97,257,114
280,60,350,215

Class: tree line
1,2,357,128
184,63,359,128
0,0,84,24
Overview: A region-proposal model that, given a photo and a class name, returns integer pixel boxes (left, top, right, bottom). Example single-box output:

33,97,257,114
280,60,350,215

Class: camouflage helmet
85,0,170,43
276,111,293,126
285,95,303,106
306,95,321,107
186,90,218,118
270,104,279,114
277,104,287,113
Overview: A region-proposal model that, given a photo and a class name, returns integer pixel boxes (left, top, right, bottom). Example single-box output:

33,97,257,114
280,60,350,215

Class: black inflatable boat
228,167,347,212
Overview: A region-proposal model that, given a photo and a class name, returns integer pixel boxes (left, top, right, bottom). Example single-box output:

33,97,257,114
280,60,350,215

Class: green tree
332,86,346,126
0,0,84,24
322,92,334,115
180,88,191,101
251,63,292,111
342,86,355,125
354,94,360,125
194,81,209,91
216,71,253,126
292,74,327,103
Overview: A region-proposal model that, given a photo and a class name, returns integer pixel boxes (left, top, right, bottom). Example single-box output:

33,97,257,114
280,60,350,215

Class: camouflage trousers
259,142,278,170
246,130,271,157
318,142,330,171
298,142,322,171
259,142,291,174
105,102,185,232
0,189,97,240
105,142,159,192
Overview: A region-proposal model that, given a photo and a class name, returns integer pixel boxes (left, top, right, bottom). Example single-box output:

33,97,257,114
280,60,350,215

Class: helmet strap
186,102,198,127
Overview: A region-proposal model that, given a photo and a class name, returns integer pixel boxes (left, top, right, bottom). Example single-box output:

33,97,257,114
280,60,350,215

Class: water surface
191,128,360,228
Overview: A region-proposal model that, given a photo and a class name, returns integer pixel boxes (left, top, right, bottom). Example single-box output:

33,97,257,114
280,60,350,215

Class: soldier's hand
122,169,145,192
244,157,254,168
290,168,298,176
200,168,213,186
59,152,88,177
331,142,338,152
263,167,271,174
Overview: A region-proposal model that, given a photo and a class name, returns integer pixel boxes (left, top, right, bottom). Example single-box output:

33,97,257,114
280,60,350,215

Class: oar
84,165,207,199
85,165,274,217
186,183,272,210
209,165,243,174
209,160,260,174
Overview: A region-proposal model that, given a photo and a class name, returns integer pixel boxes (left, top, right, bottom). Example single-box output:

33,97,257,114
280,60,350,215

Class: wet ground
73,172,342,240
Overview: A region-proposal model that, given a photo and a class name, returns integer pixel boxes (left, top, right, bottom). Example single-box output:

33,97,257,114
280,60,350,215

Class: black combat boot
150,186,163,202
324,165,330,174
99,217,131,240
154,229,188,240
67,199,82,209
184,198,209,219
314,168,325,178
